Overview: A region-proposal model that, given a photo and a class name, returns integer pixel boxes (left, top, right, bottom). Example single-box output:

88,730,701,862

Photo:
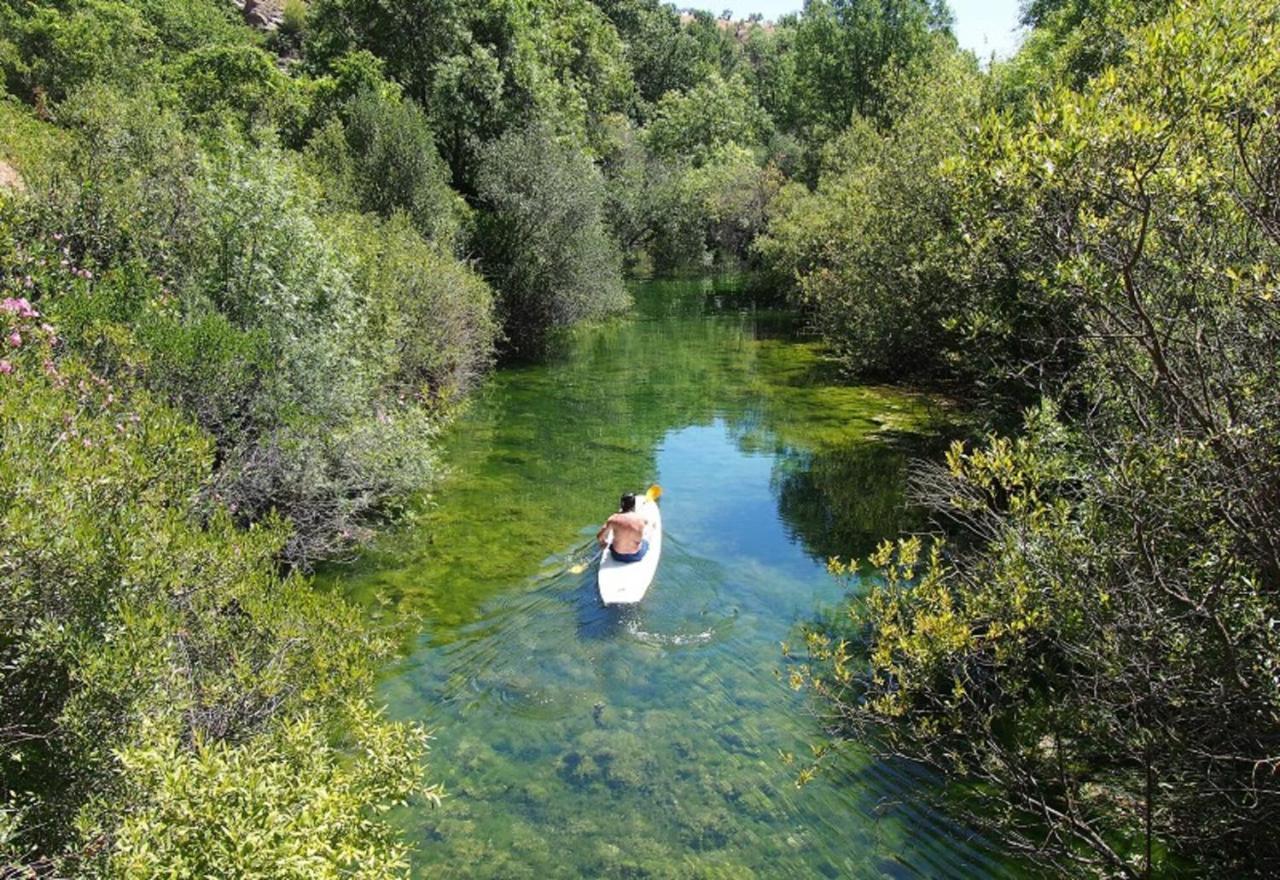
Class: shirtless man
596,493,650,562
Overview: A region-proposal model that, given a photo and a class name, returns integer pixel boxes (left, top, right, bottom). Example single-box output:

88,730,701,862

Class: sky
685,0,1026,60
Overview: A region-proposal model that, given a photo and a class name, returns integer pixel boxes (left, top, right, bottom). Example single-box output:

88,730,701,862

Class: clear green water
325,278,1017,878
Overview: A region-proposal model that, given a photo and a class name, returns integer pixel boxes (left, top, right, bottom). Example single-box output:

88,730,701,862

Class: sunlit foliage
0,250,435,874
757,49,982,379
794,1,1280,875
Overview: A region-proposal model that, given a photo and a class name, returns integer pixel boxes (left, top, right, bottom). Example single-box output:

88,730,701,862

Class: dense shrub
102,706,429,879
0,255,431,873
13,90,498,566
757,51,983,380
797,2,1280,875
0,0,256,107
128,0,253,52
0,0,160,103
475,123,627,358
331,211,498,405
306,87,464,246
649,144,782,272
174,42,304,135
148,147,465,564
37,81,200,275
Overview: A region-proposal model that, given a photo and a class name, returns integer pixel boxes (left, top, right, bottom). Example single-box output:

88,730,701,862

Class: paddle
569,485,663,574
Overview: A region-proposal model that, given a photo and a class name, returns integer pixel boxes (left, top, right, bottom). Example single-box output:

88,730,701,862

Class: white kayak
598,494,662,605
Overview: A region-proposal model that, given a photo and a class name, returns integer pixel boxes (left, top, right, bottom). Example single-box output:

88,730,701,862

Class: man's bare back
599,510,647,553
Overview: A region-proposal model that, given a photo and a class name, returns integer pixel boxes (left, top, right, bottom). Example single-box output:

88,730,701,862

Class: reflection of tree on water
770,434,934,564
720,409,936,564
716,338,945,565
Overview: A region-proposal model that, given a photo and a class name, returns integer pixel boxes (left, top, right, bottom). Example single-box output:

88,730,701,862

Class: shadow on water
771,429,951,563
569,555,634,642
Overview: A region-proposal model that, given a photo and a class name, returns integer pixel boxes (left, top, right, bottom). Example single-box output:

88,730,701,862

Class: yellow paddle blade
646,484,663,501
568,563,587,575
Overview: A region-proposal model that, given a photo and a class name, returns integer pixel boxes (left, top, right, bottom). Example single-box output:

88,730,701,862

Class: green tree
642,72,770,165
740,15,800,136
757,49,983,380
307,0,633,186
474,122,628,357
790,0,952,156
992,0,1171,111
592,0,714,110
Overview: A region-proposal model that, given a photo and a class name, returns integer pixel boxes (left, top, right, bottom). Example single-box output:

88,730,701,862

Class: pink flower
3,297,38,318
52,232,63,242
7,331,21,348
0,360,11,375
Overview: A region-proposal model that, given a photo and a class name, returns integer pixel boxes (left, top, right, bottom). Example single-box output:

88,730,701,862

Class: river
324,277,1020,878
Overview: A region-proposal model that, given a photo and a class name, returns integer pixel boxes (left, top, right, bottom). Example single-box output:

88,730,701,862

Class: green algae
321,277,1020,878
327,280,943,629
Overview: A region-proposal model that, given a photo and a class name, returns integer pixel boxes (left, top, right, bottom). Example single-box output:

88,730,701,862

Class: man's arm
596,514,615,546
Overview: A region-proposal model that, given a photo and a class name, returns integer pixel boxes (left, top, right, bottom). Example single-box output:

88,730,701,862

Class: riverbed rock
558,727,656,791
